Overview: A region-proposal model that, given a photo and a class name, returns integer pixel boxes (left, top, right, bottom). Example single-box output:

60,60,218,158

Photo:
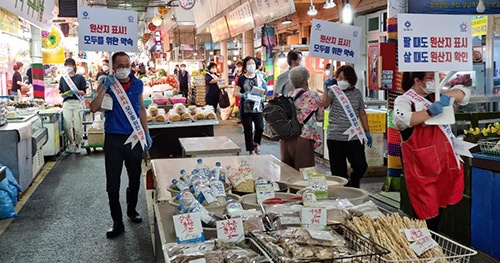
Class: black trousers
241,112,264,152
205,95,219,111
327,139,368,188
104,133,143,195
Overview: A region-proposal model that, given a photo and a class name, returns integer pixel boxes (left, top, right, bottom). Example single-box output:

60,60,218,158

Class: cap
215,162,221,167
178,204,184,211
197,158,203,164
172,179,178,184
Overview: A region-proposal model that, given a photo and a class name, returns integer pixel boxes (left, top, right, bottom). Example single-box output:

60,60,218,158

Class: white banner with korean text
2,0,55,30
309,19,362,64
397,14,472,72
78,6,138,52
226,1,255,37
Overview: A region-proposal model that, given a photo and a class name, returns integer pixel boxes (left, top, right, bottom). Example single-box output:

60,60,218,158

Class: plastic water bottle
195,158,211,178
177,198,217,227
211,162,226,182
195,184,220,206
176,191,195,207
190,170,209,197
179,169,194,186
209,177,227,205
172,179,189,192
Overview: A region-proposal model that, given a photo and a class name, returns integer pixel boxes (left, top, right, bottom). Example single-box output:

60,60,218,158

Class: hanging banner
2,0,55,30
226,1,255,37
0,8,21,35
210,16,230,43
472,16,487,36
309,19,362,64
250,0,296,27
397,14,472,72
408,0,500,15
78,6,138,52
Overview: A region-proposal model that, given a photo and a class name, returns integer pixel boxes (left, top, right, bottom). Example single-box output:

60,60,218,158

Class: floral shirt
288,89,324,148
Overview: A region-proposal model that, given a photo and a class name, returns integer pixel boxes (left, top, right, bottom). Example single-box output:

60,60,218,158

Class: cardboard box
88,127,104,145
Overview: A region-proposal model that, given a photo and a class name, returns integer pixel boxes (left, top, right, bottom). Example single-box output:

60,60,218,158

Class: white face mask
337,80,350,90
246,64,256,73
325,70,331,77
237,67,242,72
66,67,74,73
115,68,131,80
422,80,436,94
299,60,305,67
210,68,217,73
102,65,109,71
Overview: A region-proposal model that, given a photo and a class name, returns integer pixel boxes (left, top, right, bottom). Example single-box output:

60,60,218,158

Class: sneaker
65,144,75,154
74,146,81,154
253,143,260,154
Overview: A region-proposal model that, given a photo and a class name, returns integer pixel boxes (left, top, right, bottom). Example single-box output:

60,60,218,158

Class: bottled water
177,197,216,227
195,158,211,178
209,176,227,205
210,162,226,182
171,178,189,192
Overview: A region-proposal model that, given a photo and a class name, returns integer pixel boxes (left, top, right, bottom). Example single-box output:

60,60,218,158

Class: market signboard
0,8,21,36
2,0,55,30
309,19,362,64
210,16,230,43
250,0,296,27
226,1,255,37
78,7,138,53
397,14,472,72
472,16,487,36
408,0,500,15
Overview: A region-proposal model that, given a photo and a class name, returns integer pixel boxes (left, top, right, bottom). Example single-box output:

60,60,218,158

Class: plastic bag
1,164,21,206
0,179,17,219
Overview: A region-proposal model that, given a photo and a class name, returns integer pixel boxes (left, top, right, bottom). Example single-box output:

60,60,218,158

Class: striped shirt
326,86,365,141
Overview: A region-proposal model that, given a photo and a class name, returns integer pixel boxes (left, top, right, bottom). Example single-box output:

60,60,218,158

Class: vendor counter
148,120,219,159
147,155,301,262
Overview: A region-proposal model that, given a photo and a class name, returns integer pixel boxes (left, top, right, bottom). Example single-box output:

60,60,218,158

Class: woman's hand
77,90,86,96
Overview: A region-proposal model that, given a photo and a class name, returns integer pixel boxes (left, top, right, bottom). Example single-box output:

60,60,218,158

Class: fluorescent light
342,3,352,24
118,3,132,9
476,0,486,13
281,19,292,24
324,0,336,9
307,5,318,16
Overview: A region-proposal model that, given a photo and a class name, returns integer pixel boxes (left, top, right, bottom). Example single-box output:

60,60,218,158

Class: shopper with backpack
322,65,371,188
235,56,267,155
280,66,323,170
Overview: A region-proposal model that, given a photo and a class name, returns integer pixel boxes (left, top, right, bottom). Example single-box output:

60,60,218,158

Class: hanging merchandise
41,26,65,64
158,5,169,15
148,22,157,31
143,33,151,41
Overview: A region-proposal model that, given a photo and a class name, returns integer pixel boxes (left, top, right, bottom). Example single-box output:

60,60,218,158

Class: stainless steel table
178,136,241,157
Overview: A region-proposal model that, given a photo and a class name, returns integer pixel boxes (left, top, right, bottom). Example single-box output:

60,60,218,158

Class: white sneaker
74,146,81,154
65,144,75,154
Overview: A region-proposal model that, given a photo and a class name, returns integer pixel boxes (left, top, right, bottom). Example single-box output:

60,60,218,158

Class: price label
410,236,439,256
403,228,431,242
173,213,204,244
301,208,327,226
280,216,301,225
189,259,206,263
216,218,244,243
256,183,275,204
308,174,327,187
300,166,318,180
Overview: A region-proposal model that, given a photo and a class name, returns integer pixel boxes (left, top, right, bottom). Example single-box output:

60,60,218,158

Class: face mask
102,65,109,71
181,67,186,71
237,67,242,72
115,68,131,80
210,68,217,73
338,80,351,90
299,60,305,67
247,64,256,73
325,70,331,77
66,67,74,73
422,80,436,94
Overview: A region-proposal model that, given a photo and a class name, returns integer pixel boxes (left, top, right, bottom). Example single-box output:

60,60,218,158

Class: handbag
219,88,230,108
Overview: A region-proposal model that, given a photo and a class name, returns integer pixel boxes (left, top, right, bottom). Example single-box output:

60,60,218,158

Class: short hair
241,56,256,73
325,63,331,70
180,64,186,67
207,62,217,71
112,52,129,64
402,72,427,91
102,59,109,64
235,60,243,67
287,50,302,66
335,65,357,86
289,66,310,89
64,58,76,66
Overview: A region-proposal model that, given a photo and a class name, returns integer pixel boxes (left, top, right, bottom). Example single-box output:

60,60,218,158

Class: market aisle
0,152,155,263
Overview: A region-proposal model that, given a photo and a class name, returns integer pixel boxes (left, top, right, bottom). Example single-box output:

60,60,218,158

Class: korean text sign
2,0,55,30
78,6,138,52
397,14,472,72
309,19,362,64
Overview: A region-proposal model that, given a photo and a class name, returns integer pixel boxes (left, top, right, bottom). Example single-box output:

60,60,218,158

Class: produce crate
380,230,477,263
250,224,390,263
477,138,500,157
87,127,104,145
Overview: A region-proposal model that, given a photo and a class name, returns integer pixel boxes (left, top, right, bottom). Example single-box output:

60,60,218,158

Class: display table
146,155,301,262
148,120,219,159
178,136,240,157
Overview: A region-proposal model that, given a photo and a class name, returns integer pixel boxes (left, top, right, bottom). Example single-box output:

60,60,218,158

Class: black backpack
263,90,315,141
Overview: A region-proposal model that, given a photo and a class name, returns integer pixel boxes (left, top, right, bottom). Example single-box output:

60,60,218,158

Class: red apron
401,124,464,220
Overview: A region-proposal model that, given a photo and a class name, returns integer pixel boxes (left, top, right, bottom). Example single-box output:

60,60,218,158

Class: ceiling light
281,19,292,24
308,0,318,16
476,0,486,13
342,2,352,24
323,0,336,9
118,3,132,9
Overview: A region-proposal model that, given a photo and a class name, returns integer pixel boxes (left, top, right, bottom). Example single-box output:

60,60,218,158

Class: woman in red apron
393,71,471,231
